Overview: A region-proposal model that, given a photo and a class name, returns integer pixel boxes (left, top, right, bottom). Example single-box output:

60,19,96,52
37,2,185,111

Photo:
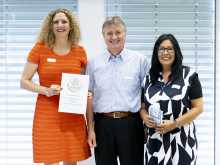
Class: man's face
102,24,126,54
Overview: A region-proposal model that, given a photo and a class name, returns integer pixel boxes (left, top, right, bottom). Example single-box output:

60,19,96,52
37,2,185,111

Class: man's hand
88,129,97,148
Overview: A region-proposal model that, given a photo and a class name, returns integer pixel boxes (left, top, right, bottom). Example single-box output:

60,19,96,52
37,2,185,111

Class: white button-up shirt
86,48,148,113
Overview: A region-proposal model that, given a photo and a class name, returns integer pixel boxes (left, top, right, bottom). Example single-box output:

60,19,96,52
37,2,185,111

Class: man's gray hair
102,16,126,33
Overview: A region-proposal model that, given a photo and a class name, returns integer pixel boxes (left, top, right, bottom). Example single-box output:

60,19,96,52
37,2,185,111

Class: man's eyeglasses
158,47,174,54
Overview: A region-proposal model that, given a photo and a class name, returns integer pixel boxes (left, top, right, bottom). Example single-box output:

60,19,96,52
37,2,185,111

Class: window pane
0,1,77,164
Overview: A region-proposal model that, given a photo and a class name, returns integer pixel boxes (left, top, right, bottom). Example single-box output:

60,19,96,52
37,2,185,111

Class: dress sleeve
79,47,87,68
141,88,145,103
189,72,203,99
27,43,42,64
142,75,151,109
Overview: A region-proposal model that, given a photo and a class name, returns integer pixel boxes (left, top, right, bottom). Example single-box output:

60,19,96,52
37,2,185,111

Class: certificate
58,73,89,114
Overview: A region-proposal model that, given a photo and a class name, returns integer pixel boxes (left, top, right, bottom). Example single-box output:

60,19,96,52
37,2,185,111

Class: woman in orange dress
20,8,91,165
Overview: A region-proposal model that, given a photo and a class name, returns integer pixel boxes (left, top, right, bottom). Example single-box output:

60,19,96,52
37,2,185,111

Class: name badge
47,58,56,62
171,84,181,89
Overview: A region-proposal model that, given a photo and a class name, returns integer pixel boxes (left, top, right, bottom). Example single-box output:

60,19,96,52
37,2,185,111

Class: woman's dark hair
149,33,183,84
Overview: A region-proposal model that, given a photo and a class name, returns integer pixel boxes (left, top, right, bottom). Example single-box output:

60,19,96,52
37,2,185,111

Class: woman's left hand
45,84,62,97
156,120,176,134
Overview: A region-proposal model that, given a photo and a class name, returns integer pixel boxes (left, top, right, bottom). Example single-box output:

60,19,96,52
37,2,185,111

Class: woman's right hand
143,114,157,128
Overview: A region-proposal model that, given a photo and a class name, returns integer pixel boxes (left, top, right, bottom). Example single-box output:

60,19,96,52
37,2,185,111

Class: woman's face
158,39,175,68
52,12,71,39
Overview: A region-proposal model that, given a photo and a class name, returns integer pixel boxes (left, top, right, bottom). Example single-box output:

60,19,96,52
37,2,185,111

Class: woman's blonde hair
37,8,80,48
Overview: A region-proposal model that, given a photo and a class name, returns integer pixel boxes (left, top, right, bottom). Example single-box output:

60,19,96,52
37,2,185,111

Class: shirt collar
104,48,128,63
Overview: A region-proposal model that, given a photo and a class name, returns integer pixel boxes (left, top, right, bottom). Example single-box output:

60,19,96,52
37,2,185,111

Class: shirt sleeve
86,58,95,92
27,43,42,64
189,72,203,99
140,54,149,86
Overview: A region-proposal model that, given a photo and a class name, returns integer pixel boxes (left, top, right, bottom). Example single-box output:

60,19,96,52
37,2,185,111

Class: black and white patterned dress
143,66,202,165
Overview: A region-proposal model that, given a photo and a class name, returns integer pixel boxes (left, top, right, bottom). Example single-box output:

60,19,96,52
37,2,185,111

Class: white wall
78,1,104,164
78,1,218,165
215,0,219,165
78,0,105,60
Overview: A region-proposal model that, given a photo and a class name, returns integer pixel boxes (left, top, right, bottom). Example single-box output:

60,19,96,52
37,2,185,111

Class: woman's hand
156,120,176,134
143,114,157,128
45,84,62,97
140,107,157,128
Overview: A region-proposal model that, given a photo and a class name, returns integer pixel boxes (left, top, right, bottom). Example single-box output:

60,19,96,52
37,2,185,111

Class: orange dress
27,43,91,163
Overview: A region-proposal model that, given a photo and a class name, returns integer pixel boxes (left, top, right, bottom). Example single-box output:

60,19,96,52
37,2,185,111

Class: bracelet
34,85,40,93
87,92,93,99
45,88,50,97
174,119,180,128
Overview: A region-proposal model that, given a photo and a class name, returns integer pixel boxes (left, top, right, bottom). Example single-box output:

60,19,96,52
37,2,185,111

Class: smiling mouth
110,40,120,44
162,57,170,60
56,29,65,32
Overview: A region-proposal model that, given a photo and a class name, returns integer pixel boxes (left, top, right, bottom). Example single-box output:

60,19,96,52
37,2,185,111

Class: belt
96,111,135,119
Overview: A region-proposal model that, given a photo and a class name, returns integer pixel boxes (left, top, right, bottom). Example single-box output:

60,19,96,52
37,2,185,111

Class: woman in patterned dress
140,34,204,165
20,8,91,165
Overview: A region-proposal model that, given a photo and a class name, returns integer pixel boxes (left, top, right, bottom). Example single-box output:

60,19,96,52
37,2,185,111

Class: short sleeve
141,75,151,108
141,87,145,103
86,58,95,93
189,72,203,99
79,47,87,68
27,43,42,64
140,53,149,84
